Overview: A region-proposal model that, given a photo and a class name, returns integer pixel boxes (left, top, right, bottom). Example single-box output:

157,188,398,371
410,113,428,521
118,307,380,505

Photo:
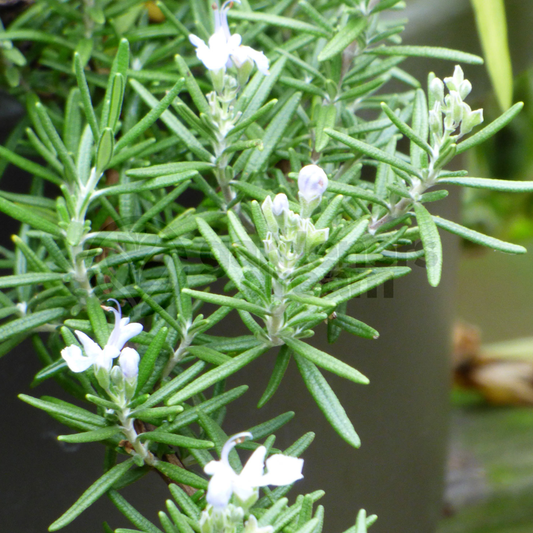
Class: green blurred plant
0,1,529,532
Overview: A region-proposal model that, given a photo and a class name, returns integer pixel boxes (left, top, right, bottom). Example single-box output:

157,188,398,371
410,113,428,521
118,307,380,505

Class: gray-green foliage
0,0,526,531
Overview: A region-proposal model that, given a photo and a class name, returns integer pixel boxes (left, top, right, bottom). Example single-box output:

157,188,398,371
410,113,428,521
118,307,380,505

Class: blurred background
405,1,533,532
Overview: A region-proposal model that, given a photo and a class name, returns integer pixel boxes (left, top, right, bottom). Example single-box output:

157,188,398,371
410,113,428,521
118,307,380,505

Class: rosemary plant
0,1,529,532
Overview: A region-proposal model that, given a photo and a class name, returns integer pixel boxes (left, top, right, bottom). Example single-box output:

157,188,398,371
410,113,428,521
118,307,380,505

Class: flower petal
189,34,206,48
260,454,304,486
115,322,143,351
240,446,266,484
61,345,93,373
204,460,236,509
74,330,102,359
244,46,270,75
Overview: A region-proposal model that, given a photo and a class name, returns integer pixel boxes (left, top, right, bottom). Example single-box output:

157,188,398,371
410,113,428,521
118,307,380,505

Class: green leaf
140,361,206,410
414,203,442,287
227,99,278,138
132,405,183,421
257,346,291,408
381,102,431,155
335,314,379,340
138,432,214,449
19,394,106,427
167,345,268,405
153,461,208,490
131,79,212,162
315,104,337,152
0,145,61,185
368,45,483,64
95,127,114,174
175,55,210,115
74,53,100,138
108,490,163,533
248,411,295,441
228,11,330,37
244,92,302,175
285,337,368,385
187,345,232,366
337,75,389,102
196,217,246,292
87,296,109,347
286,293,336,309
182,289,269,317
240,57,287,120
137,327,168,392
58,426,121,443
49,459,135,531
168,484,200,519
165,385,248,432
94,172,195,198
101,38,129,128
327,181,388,208
294,354,361,448
0,308,66,343
318,17,366,62
115,79,185,152
471,0,513,111
325,128,419,177
326,268,410,304
0,272,66,288
108,73,125,132
439,176,533,192
64,88,82,155
432,215,526,254
299,218,369,291
35,102,77,183
456,101,523,154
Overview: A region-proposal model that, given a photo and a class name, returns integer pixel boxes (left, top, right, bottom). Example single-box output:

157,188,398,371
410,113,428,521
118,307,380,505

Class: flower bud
298,165,328,218
429,77,444,104
298,165,328,203
460,108,483,137
459,79,472,100
272,193,289,216
444,65,465,93
119,347,140,379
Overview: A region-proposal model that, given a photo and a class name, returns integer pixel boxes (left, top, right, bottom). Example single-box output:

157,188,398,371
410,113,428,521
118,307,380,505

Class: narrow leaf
456,102,523,154
294,354,361,448
439,176,533,192
167,345,268,405
368,45,483,64
414,203,442,287
58,426,121,443
325,128,419,177
318,17,366,62
139,432,214,449
49,459,135,531
433,215,526,254
153,461,208,489
137,327,168,392
285,337,369,384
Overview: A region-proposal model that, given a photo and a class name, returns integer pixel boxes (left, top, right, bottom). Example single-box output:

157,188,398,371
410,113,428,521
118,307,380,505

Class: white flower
119,347,140,379
272,193,289,216
61,299,143,373
189,1,269,76
204,432,304,509
298,165,328,203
